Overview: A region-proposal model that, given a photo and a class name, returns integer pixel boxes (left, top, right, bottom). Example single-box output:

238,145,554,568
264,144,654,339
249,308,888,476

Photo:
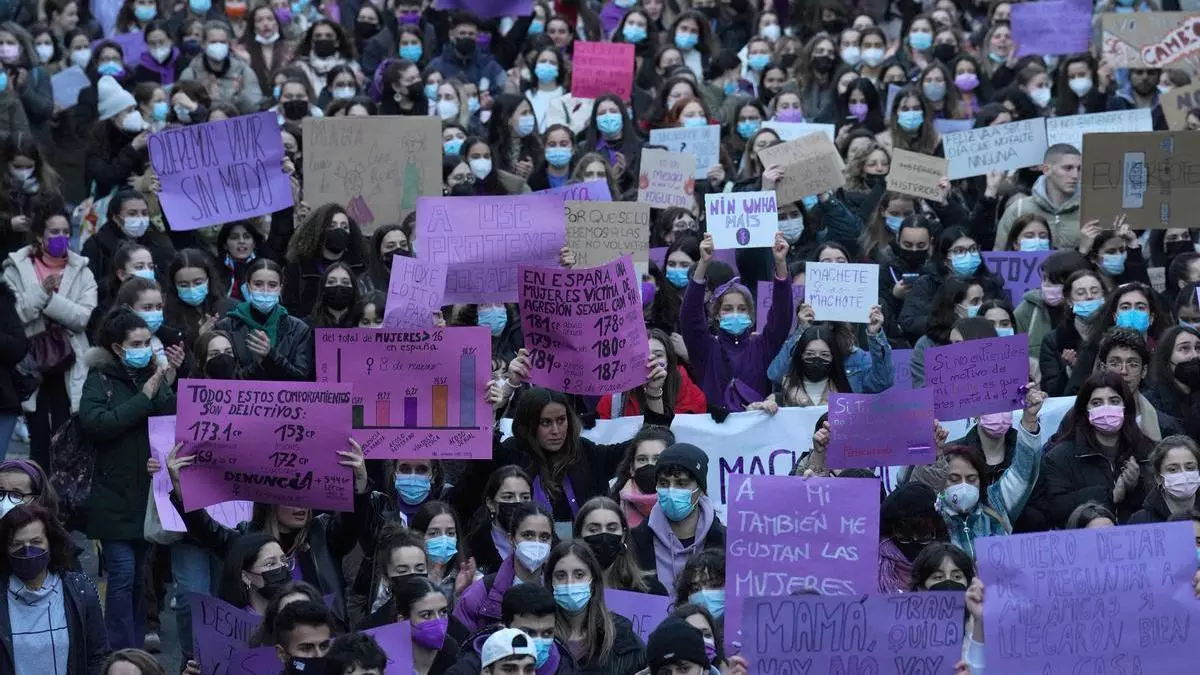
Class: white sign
762,121,836,143
805,262,879,323
1045,109,1154,153
704,191,779,249
943,119,1049,180
649,125,720,179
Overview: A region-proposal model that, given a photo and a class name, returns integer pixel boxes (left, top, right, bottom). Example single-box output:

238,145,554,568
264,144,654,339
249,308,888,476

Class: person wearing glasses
898,226,1007,346
0,459,58,520
1099,328,1182,442
216,533,293,615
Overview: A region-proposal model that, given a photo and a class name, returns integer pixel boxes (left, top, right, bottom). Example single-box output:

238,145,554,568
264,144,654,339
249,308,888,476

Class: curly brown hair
285,202,368,264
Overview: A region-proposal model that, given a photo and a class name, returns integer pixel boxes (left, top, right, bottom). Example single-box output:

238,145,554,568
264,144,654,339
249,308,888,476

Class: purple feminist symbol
736,228,750,246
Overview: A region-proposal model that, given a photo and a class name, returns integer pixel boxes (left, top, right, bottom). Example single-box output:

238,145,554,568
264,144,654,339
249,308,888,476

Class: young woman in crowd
455,502,554,632
573,496,665,595
214,258,313,380
463,465,533,576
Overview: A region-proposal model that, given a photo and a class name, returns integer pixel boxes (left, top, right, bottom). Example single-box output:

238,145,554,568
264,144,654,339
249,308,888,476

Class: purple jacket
452,555,519,633
679,276,792,409
136,47,179,86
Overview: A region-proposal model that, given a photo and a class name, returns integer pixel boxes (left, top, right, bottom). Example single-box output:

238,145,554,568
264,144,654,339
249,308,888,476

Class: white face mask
70,48,92,68
121,215,151,238
515,540,550,570
0,494,22,520
1163,471,1200,500
1068,76,1093,97
839,46,861,66
941,482,979,514
34,44,53,63
121,111,147,132
436,99,460,120
149,45,171,63
778,216,804,243
468,158,492,179
760,24,780,41
256,31,280,45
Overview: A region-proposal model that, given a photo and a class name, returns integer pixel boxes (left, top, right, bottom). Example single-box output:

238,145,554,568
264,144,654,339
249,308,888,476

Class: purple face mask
397,12,420,25
10,545,48,582
774,108,803,123
848,102,869,121
641,280,656,308
476,33,491,49
45,234,69,258
411,617,448,650
274,7,292,23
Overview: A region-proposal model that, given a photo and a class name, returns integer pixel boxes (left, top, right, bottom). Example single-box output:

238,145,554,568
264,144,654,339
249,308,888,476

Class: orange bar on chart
432,385,448,427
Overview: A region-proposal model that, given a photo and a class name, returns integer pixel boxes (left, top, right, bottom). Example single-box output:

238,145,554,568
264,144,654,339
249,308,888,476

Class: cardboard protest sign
191,594,261,675
148,416,252,533
983,251,1053,306
705,191,779,249
649,125,721,179
1080,131,1200,228
432,0,531,19
416,193,566,303
50,66,88,108
755,281,804,332
315,327,492,459
976,522,1200,673
1162,81,1200,130
742,594,967,674
1011,0,1090,56
564,201,650,268
933,117,974,135
827,388,936,468
804,262,878,323
538,179,612,202
175,380,354,512
383,256,447,330
572,41,634,100
604,590,670,643
724,474,880,650
755,132,846,203
637,149,696,208
149,112,292,231
925,334,1029,418
944,119,1048,180
761,121,835,142
1101,12,1200,71
1045,109,1153,153
304,116,441,233
519,256,650,396
887,149,947,203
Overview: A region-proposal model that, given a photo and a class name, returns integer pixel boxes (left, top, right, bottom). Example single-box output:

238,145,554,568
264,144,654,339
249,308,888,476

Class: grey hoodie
994,175,1081,250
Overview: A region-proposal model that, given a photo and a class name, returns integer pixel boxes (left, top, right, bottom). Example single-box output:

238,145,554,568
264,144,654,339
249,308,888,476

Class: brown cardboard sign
1081,131,1200,228
755,132,846,204
1100,12,1200,71
564,201,651,268
1161,81,1200,131
887,149,948,203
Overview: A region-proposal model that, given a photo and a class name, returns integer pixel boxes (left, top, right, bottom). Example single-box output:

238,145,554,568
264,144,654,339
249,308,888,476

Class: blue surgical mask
596,112,623,135
801,194,819,210
897,110,924,131
533,637,554,668
622,24,646,43
996,326,1015,337
423,83,437,100
682,117,708,128
719,312,752,336
949,251,981,276
688,589,725,619
467,96,480,114
122,345,153,369
960,303,980,318
132,268,156,281
1018,237,1050,252
399,44,422,61
151,101,169,122
885,215,904,233
248,290,280,313
477,306,508,336
177,282,208,307
779,216,804,243
736,119,760,139
426,535,457,565
723,80,737,95
528,19,545,35
388,473,428,506
1100,252,1127,275
666,267,690,288
657,486,697,521
190,0,211,12
1115,308,1151,333
674,32,698,50
908,32,932,50
545,147,572,168
922,82,946,102
443,137,464,156
534,62,559,82
136,310,163,333
134,5,157,20
97,61,123,77
747,54,770,71
1072,297,1102,318
516,114,536,137
273,84,282,99
553,582,592,614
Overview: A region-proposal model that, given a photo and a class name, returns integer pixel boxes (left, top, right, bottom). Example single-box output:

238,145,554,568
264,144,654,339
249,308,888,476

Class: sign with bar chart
315,327,493,459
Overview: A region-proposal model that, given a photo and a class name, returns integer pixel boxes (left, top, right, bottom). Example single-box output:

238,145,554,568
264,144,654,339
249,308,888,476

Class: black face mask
286,656,325,675
778,53,798,69
932,44,958,64
583,532,625,569
812,55,835,74
865,174,886,190
1164,241,1193,259
455,37,475,56
894,539,929,561
891,242,929,271
494,501,521,530
449,181,475,197
698,5,719,18
323,285,355,310
1133,79,1157,96
205,353,238,380
801,356,832,382
312,39,338,58
927,579,968,592
822,19,846,34
1175,359,1200,389
405,82,424,100
281,100,309,121
355,20,380,41
633,464,657,493
323,227,349,254
256,565,292,600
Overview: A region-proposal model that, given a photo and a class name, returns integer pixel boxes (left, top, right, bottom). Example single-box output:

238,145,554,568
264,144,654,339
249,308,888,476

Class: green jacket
1014,289,1054,357
79,348,176,541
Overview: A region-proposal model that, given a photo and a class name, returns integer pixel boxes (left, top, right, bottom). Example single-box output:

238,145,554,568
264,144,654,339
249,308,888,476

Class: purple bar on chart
460,352,475,427
404,396,418,428
376,399,389,427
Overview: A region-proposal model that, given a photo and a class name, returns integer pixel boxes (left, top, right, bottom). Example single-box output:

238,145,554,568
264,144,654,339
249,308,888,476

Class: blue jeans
0,413,18,462
172,542,218,660
102,539,149,650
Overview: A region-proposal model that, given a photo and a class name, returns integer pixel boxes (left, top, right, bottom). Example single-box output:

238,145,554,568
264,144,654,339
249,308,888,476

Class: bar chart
339,350,479,431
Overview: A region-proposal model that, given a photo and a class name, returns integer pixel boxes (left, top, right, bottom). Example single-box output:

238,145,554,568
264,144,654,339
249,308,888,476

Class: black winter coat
1038,321,1098,398
214,306,314,381
282,255,368,319
1035,437,1151,527
0,571,107,675
1128,486,1200,525
0,284,28,413
81,223,176,307
897,262,1007,344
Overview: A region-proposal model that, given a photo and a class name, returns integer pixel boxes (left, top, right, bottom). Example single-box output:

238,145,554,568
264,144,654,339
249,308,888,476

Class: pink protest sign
519,256,650,396
383,255,447,330
416,194,565,303
925,334,1029,419
827,388,936,468
149,416,252,532
724,474,880,652
175,380,355,512
315,328,492,459
150,112,293,231
572,41,635,100
755,281,804,332
604,590,670,643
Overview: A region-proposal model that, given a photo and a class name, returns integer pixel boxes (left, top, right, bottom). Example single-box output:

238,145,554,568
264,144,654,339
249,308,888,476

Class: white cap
481,628,537,668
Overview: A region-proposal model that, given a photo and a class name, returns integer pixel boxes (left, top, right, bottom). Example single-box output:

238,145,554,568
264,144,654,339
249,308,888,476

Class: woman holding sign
215,258,313,380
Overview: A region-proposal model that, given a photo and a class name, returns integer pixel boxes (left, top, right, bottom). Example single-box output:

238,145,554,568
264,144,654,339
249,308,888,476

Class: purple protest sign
742,593,966,673
982,250,1052,306
724,474,880,652
95,31,146,66
604,590,671,643
150,112,293,231
976,522,1200,673
315,328,492,459
191,594,262,675
417,194,565,304
755,281,804,332
1011,0,1091,56
537,179,612,202
383,256,447,330
891,348,914,390
175,380,354,512
149,416,251,532
432,0,531,19
361,622,414,675
226,648,279,675
925,334,1029,419
520,256,649,395
827,389,935,468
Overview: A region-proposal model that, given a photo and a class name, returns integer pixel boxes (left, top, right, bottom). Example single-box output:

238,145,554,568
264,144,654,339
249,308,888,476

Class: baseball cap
481,628,537,668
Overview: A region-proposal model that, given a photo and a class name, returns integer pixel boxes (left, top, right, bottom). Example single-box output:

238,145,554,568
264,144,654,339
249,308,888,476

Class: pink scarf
619,482,658,528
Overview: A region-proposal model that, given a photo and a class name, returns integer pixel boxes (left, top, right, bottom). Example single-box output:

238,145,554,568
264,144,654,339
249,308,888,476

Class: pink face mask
1041,283,1064,306
1088,404,1124,434
978,412,1012,437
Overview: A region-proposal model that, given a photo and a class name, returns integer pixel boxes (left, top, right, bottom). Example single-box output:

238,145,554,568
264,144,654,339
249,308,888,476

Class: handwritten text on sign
315,328,492,460
637,149,695,208
925,334,1029,419
705,191,779,249
982,251,1052,307
564,201,650,268
649,125,721,180
804,262,878,323
383,255,447,330
976,522,1200,674
149,416,251,533
724,474,880,651
191,593,261,675
416,194,566,304
943,119,1048,180
742,594,966,675
519,256,649,396
175,379,354,512
150,112,292,230
827,388,936,469
572,41,634,100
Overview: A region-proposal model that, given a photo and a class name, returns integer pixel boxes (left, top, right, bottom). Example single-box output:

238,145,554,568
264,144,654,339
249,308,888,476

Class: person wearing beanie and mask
282,204,367,318
178,20,263,113
1128,436,1200,525
479,627,537,675
445,584,580,675
272,600,336,675
0,504,106,675
83,75,150,199
877,482,946,593
645,616,715,675
427,12,505,98
455,503,555,633
629,443,725,591
573,497,667,595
